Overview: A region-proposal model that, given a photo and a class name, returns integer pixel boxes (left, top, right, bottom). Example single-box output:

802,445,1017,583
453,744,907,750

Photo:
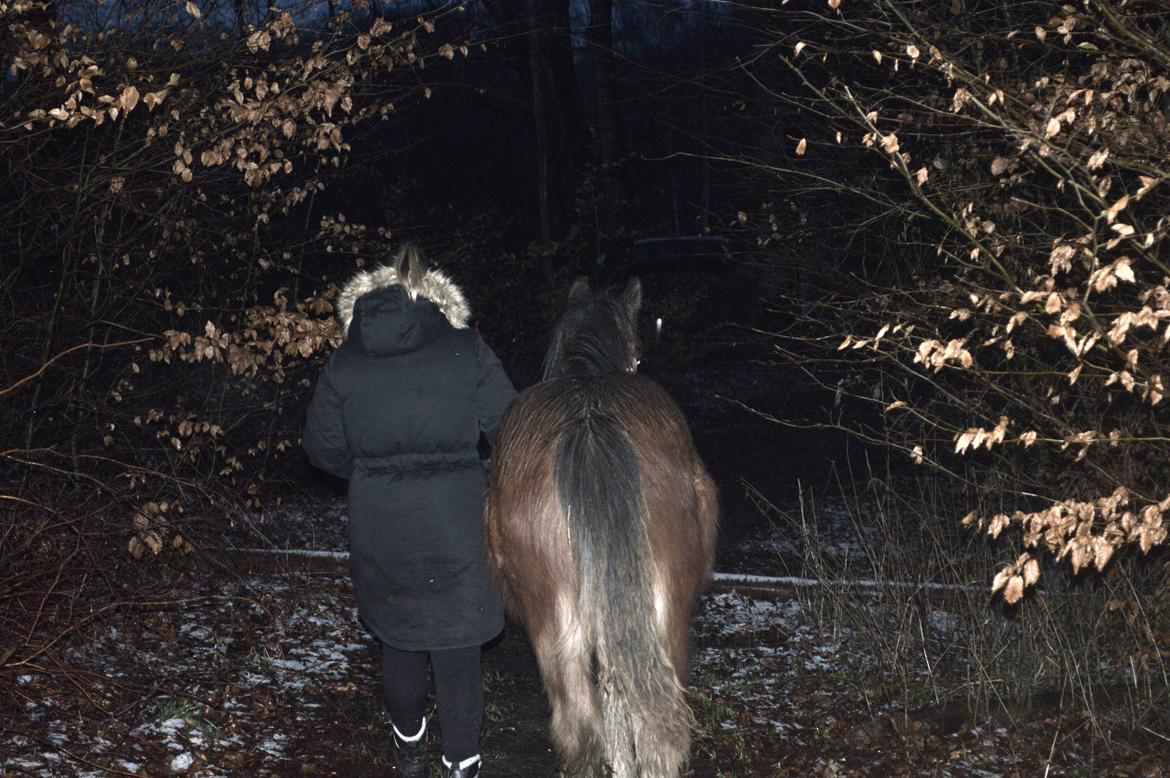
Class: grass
688,669,753,770
758,458,1170,761
154,698,200,724
244,646,276,672
152,697,223,743
482,669,506,724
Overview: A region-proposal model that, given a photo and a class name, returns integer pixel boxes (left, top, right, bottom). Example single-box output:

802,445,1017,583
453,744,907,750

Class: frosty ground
3,368,1167,776
5,496,1167,777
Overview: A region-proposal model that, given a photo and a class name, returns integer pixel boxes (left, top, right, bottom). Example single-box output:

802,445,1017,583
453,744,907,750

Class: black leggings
381,643,483,763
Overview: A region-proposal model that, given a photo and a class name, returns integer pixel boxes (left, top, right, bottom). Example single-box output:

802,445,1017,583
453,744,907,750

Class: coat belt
352,451,481,474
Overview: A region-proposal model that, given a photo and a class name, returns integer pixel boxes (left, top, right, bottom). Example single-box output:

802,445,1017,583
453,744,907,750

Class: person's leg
381,643,428,740
430,645,484,767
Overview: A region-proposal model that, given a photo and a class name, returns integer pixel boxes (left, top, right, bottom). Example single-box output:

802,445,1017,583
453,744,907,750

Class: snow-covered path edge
208,546,1000,597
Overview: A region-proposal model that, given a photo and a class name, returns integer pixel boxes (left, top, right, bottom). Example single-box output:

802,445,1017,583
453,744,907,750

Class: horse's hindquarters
485,402,573,625
485,376,718,777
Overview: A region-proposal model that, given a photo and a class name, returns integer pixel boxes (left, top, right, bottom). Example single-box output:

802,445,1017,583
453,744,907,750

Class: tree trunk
528,0,553,242
486,0,577,243
546,0,583,229
231,0,247,33
482,0,537,94
587,0,626,228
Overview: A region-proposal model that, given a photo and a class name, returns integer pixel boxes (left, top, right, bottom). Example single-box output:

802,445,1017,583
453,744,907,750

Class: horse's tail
555,413,692,777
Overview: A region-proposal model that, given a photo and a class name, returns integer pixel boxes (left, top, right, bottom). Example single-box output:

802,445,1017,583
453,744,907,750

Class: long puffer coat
303,265,515,650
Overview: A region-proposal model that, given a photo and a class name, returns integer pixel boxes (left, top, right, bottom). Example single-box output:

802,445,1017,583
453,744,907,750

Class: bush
741,0,1169,600
0,0,458,667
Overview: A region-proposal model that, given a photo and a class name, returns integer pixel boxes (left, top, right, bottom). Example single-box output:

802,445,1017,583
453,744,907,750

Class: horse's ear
394,243,428,290
622,277,642,317
568,276,591,301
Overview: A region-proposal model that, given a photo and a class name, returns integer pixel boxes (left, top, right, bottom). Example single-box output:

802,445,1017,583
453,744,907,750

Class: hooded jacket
303,265,515,650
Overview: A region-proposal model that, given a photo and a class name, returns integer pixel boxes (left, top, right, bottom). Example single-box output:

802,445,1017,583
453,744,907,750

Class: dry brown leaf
1003,575,1024,604
119,85,139,114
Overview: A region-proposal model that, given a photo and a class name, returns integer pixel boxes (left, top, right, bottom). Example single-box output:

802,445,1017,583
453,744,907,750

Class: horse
485,277,719,777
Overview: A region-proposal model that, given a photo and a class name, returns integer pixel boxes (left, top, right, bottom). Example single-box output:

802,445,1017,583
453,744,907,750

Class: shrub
0,0,458,666
742,0,1169,600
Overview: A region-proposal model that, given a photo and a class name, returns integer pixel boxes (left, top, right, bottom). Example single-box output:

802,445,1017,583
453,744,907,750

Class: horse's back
501,372,690,439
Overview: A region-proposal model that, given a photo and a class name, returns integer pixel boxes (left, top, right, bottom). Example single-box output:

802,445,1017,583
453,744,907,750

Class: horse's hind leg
530,600,603,777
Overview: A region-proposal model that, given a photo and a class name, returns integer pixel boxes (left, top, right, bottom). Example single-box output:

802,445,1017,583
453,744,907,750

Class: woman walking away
303,245,516,778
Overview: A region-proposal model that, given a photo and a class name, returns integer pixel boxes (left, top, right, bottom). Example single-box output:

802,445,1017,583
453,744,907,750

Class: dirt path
6,561,1166,777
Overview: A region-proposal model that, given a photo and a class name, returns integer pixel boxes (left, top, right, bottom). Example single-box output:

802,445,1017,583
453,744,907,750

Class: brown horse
485,277,718,777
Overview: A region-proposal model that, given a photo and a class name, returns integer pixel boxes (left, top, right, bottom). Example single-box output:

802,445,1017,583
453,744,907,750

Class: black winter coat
303,267,515,650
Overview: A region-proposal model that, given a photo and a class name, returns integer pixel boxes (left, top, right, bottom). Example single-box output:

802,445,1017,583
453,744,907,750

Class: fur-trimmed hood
336,264,470,335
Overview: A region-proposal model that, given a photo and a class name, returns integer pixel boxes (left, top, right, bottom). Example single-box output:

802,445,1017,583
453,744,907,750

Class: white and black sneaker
441,754,481,778
391,719,428,777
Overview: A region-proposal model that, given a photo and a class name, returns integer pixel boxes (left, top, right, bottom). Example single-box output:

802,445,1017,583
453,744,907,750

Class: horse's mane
541,292,638,381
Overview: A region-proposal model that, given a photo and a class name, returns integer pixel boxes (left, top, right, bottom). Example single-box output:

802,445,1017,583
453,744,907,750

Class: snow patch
170,751,194,772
